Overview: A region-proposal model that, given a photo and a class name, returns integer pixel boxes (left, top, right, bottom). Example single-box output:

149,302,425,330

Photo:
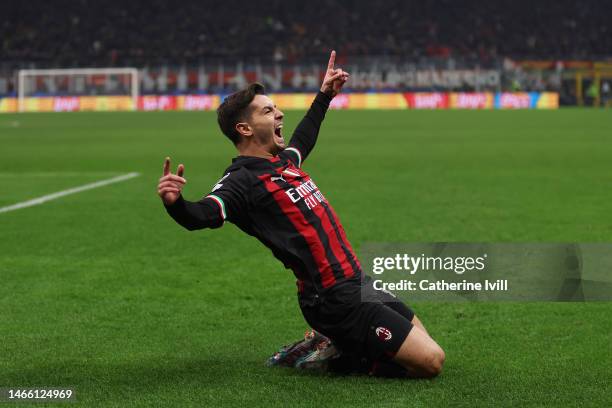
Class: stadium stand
1,0,610,67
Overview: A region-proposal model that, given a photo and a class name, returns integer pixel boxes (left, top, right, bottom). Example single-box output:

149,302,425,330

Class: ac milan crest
375,327,392,341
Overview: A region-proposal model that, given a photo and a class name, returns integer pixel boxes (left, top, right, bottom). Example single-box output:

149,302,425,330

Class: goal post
17,67,139,112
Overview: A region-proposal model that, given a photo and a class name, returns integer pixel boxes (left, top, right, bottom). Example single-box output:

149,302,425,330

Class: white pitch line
0,172,126,178
0,172,140,214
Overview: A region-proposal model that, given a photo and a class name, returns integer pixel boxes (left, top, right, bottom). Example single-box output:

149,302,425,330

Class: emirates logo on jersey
285,178,327,210
375,327,392,342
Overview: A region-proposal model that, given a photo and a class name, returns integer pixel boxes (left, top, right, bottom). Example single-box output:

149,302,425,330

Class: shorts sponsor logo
375,327,392,341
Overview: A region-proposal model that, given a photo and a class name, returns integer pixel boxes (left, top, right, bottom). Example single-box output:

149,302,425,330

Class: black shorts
299,276,415,362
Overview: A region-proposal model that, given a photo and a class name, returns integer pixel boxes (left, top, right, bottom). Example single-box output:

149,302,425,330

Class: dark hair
216,83,266,145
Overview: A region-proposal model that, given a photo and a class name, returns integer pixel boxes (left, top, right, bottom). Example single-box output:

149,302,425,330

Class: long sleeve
287,91,332,164
164,195,224,230
164,169,251,231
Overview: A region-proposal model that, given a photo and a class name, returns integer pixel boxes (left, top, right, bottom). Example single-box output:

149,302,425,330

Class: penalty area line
0,172,140,214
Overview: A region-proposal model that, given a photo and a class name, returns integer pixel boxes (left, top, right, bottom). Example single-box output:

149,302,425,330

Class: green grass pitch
1,108,611,407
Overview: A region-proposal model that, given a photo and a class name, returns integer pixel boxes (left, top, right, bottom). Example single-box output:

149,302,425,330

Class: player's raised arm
159,158,249,231
287,50,349,165
319,50,350,99
159,157,224,230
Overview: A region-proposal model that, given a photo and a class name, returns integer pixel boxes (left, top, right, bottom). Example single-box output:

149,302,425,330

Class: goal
17,68,139,112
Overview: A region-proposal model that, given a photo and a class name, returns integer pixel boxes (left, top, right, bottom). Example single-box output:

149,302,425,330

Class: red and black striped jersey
164,92,362,296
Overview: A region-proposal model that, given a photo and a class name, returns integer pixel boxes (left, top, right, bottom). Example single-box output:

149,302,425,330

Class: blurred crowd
1,0,610,67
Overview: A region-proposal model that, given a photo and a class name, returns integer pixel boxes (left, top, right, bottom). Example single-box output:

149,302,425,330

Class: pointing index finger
163,157,170,176
327,50,336,71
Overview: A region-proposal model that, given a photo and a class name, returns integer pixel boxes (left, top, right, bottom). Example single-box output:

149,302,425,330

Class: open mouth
274,124,285,144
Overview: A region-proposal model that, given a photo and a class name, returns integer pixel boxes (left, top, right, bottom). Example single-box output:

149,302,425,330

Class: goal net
17,68,139,112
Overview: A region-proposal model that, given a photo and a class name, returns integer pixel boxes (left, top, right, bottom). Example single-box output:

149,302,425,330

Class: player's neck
236,144,277,159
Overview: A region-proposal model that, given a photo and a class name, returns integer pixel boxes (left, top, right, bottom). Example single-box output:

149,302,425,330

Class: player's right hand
158,157,186,205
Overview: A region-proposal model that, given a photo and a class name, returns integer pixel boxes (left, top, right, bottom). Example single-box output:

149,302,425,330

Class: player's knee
424,347,445,377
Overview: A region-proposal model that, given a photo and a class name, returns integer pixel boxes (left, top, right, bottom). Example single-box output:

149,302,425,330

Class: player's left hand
320,50,349,98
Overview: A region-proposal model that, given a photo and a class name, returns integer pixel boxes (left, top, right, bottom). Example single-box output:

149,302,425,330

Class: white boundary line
0,172,127,178
0,172,140,214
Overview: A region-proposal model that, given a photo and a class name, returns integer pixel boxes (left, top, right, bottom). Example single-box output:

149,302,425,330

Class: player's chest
255,164,328,212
